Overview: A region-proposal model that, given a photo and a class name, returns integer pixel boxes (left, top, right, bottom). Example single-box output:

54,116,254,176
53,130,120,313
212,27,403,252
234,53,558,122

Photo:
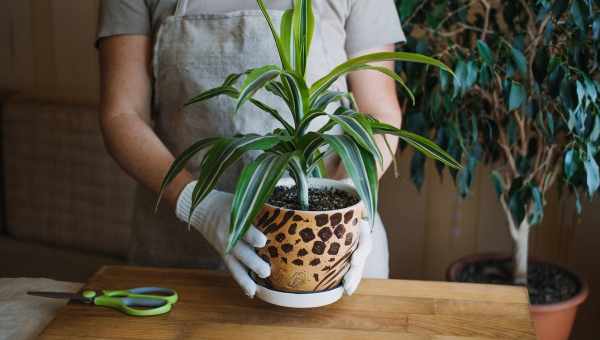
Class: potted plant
396,0,598,338
157,0,460,307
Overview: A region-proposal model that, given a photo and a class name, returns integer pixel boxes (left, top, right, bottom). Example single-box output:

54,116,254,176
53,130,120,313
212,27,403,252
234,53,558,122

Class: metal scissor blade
27,291,91,303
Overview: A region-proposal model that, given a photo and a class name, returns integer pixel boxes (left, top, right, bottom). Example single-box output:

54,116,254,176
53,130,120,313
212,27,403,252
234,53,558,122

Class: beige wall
1,1,598,338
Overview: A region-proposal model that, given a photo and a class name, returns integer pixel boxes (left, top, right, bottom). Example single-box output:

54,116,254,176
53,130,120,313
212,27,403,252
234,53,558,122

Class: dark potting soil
457,258,580,305
268,186,359,211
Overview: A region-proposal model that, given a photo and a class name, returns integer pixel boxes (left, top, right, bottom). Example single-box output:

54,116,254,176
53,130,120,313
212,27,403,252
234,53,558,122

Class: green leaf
322,135,378,228
593,17,600,40
248,98,294,133
189,135,285,222
310,91,354,111
510,46,528,78
292,0,315,76
369,119,462,170
311,63,415,105
156,137,222,210
564,149,578,181
410,152,425,191
477,40,494,65
490,171,505,198
529,186,544,226
256,0,291,70
508,81,526,111
185,86,238,106
399,0,419,21
227,152,293,252
280,9,294,63
311,52,452,99
570,0,587,31
328,113,383,165
280,70,310,122
584,143,599,196
508,178,528,225
237,65,281,112
589,116,600,142
439,69,450,91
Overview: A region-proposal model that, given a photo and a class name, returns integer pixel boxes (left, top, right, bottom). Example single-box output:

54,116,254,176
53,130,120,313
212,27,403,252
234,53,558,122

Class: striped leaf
311,91,355,111
185,86,238,106
292,0,314,76
311,64,415,105
248,98,293,133
189,135,285,223
298,132,324,161
185,84,292,133
280,70,309,122
322,135,378,228
256,0,292,70
310,52,453,100
328,114,382,165
307,148,335,173
227,152,293,252
155,137,222,210
369,119,463,170
280,9,294,64
237,65,281,112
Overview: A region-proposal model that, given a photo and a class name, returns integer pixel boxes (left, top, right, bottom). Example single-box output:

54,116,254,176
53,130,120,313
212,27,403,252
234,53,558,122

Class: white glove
176,181,271,297
340,178,374,296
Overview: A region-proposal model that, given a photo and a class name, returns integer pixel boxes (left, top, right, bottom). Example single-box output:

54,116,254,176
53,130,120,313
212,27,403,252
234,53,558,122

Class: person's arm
99,35,192,208
329,44,403,180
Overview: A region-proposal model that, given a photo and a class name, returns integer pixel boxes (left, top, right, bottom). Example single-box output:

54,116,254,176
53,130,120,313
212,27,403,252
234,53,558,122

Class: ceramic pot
446,253,589,340
254,177,362,293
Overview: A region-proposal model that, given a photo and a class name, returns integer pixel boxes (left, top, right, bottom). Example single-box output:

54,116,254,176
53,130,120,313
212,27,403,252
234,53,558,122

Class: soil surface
457,258,580,305
268,186,359,211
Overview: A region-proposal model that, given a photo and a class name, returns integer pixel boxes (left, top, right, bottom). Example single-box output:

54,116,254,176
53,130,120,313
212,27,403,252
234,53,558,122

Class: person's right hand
175,181,271,297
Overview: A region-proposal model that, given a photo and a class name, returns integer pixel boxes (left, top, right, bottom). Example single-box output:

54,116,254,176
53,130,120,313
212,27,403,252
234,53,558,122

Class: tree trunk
513,226,530,286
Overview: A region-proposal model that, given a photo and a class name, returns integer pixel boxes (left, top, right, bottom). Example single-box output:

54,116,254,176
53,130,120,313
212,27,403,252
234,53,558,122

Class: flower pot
254,177,362,296
446,253,589,340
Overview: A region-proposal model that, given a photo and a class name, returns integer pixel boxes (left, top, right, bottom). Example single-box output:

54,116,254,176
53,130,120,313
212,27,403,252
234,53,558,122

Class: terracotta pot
254,178,362,293
446,253,589,340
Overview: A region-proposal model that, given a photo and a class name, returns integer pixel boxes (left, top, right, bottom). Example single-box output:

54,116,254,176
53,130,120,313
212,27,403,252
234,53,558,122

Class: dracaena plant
396,0,599,284
157,0,461,252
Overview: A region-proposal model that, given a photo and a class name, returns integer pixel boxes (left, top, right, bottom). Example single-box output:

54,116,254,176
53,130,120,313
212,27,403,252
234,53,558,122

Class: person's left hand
342,219,373,295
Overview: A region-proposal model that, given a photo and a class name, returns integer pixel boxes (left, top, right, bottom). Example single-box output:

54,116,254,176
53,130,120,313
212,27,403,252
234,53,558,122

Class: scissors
28,287,178,317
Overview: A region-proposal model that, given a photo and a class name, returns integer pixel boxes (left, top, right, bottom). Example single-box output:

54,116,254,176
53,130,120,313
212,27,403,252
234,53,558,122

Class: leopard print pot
255,178,363,293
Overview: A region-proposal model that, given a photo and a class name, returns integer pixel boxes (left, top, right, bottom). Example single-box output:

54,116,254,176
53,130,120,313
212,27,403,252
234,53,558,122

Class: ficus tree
396,0,600,284
158,0,461,252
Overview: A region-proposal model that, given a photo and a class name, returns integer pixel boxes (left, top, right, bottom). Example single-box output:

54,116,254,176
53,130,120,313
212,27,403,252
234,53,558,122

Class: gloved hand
176,181,271,297
340,178,374,296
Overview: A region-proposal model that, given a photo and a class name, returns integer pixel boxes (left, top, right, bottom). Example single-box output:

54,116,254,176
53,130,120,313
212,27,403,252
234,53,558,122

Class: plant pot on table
446,253,589,340
251,177,363,307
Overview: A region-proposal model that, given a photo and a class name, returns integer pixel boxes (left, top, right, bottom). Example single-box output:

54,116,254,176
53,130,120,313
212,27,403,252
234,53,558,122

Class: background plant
396,0,600,284
157,0,460,252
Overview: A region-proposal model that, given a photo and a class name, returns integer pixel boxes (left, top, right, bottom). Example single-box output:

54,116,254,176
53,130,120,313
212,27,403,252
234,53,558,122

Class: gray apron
130,0,390,278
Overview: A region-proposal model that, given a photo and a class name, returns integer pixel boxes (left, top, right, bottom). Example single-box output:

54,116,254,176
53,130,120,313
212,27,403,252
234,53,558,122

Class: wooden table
39,266,536,339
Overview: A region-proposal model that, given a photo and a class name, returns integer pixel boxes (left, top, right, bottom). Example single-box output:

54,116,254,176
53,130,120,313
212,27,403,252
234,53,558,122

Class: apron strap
174,0,189,16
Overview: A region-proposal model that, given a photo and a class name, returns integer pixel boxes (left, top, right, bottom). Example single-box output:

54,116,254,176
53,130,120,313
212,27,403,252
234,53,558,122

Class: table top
39,266,536,340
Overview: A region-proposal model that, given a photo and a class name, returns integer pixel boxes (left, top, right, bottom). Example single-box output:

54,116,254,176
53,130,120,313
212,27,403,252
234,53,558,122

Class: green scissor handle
87,287,178,317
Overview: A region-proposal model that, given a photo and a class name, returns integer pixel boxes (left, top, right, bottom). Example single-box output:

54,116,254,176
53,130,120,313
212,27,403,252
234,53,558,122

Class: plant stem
297,176,309,210
513,225,530,286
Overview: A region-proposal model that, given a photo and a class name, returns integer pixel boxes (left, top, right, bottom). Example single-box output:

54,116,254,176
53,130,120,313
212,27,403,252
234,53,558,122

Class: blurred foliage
396,0,600,227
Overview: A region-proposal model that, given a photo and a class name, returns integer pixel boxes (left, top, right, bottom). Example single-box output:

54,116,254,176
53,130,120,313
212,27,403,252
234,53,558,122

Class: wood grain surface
39,266,536,340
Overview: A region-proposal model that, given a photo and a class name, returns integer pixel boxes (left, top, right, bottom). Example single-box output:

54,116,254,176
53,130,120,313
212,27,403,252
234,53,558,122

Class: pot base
255,283,344,308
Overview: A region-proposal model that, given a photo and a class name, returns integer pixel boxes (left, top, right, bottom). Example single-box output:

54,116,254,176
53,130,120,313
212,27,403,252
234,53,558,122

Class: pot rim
446,252,590,311
263,177,364,214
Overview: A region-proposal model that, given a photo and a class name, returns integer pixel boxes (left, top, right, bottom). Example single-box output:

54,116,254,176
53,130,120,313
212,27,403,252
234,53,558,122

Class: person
97,0,405,297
